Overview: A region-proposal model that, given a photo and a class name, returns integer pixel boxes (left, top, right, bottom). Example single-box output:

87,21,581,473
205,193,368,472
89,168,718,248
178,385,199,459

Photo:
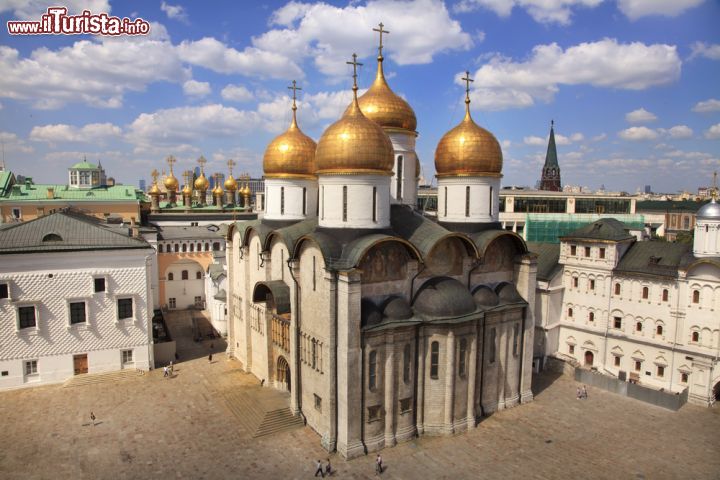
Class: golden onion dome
242,184,251,196
182,182,192,195
163,172,179,191
316,86,394,175
194,172,209,191
212,182,223,196
263,105,317,179
352,55,416,132
223,174,238,191
148,182,161,196
435,90,503,177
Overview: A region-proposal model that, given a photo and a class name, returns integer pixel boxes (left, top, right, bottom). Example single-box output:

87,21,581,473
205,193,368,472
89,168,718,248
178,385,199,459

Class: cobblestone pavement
1,353,718,479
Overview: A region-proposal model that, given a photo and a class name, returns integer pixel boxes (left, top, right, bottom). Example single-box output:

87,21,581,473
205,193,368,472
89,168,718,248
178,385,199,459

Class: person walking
90,411,96,426
314,459,324,477
376,454,383,474
208,353,213,363
582,385,588,399
576,386,581,400
325,458,332,476
163,366,169,377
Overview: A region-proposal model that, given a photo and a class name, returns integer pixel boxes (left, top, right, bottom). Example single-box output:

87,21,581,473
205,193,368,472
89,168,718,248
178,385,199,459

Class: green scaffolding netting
524,214,645,243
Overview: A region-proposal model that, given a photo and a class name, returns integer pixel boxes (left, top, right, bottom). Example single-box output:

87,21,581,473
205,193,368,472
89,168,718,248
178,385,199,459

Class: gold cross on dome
227,159,236,175
461,70,474,101
288,80,301,109
373,22,389,57
346,53,363,91
197,155,207,172
151,169,159,183
166,155,176,172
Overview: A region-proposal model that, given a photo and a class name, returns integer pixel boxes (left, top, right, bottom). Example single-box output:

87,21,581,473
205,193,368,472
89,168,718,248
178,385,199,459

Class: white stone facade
0,250,155,389
387,130,418,207
437,176,501,224
318,175,391,229
264,178,318,221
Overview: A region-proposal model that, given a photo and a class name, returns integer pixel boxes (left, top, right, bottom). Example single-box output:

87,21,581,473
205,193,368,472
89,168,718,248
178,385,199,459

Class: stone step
223,390,266,433
63,369,144,388
253,408,304,438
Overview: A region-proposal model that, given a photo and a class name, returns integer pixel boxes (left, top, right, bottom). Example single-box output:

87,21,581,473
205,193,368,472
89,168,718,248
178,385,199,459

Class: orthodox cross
227,159,236,176
166,155,176,173
151,169,159,184
461,70,474,102
197,155,207,173
288,80,301,110
346,53,363,91
373,22,389,57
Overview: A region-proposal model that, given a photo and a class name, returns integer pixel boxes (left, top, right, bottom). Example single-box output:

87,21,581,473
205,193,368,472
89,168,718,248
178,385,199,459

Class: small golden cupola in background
193,156,210,191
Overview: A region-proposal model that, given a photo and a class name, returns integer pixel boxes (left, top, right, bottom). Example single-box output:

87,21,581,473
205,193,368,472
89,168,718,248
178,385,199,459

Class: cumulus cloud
523,136,546,146
692,99,720,113
454,0,603,25
468,39,681,110
160,1,188,23
0,0,111,20
618,126,659,141
592,133,607,142
254,0,472,75
0,131,34,154
221,84,255,103
30,123,122,144
183,80,211,97
625,108,657,123
705,124,720,140
689,42,720,61
524,131,583,146
617,0,705,20
666,125,693,139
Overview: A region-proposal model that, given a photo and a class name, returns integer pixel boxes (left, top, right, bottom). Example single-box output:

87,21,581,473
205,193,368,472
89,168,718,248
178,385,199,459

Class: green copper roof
561,218,634,242
71,161,99,169
527,242,561,281
615,241,691,278
544,125,559,168
0,171,13,196
0,182,143,201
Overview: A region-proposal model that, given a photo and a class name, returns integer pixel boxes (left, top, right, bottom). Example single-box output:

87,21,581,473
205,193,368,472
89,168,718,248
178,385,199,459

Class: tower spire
539,120,561,191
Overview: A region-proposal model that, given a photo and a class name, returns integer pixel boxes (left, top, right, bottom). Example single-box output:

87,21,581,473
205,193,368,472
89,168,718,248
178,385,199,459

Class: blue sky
1,0,718,193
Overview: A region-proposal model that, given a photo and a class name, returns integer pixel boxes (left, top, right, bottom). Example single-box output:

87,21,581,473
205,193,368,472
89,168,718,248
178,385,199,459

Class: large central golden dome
351,55,417,132
263,102,317,179
163,171,179,191
315,92,394,175
435,89,503,177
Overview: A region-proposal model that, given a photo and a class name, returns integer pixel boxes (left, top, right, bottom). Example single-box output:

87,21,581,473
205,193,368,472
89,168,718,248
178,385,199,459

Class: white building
533,197,720,405
205,255,228,336
0,211,155,388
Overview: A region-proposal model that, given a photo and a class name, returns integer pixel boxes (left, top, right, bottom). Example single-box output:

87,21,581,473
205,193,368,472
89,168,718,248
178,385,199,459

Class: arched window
692,290,700,303
181,270,188,280
403,344,411,384
458,338,467,376
662,289,668,302
182,243,187,252
589,312,595,322
430,341,439,379
189,243,194,252
174,244,179,252
196,271,202,280
642,286,649,299
213,242,220,251
158,244,163,253
465,186,470,217
692,331,699,342
205,242,210,251
168,272,174,281
614,283,621,295
342,186,348,222
568,307,573,318
636,321,642,332
656,325,663,336
368,350,377,390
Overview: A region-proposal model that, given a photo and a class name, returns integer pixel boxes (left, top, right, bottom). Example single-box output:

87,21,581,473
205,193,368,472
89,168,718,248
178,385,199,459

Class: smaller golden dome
148,183,161,196
164,172,178,191
435,87,502,178
263,108,317,179
182,182,192,195
212,182,223,196
194,172,209,191
224,175,238,191
241,184,251,196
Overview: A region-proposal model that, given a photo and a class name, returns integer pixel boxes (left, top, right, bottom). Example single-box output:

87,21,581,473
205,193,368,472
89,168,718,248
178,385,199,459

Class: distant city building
539,121,562,192
644,185,652,194
0,211,156,388
139,179,146,192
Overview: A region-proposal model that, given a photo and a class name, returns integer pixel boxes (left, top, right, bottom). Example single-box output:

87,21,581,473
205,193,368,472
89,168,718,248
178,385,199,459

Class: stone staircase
222,387,304,438
63,369,144,388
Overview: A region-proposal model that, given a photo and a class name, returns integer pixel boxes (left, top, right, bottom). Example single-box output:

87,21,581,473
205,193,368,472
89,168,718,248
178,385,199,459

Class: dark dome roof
361,298,382,327
413,277,476,317
382,296,413,320
496,283,522,303
473,285,499,307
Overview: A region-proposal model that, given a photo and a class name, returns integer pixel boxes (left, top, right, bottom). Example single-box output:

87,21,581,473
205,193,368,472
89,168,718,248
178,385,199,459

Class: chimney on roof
47,187,55,199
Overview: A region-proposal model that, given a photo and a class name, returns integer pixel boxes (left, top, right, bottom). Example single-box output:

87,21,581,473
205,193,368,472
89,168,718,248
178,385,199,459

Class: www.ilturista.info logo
7,6,151,35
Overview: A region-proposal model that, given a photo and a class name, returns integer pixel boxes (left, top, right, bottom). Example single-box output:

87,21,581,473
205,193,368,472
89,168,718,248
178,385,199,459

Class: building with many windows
0,211,156,388
532,197,720,405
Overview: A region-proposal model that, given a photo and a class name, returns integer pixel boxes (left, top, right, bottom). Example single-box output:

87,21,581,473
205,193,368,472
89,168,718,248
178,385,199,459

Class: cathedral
225,26,537,458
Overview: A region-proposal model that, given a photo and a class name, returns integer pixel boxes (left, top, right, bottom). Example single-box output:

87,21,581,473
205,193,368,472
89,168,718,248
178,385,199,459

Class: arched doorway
713,381,720,401
276,356,290,391
584,351,594,366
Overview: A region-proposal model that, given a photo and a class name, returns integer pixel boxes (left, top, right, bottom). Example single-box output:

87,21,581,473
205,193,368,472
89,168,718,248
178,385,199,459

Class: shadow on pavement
532,370,565,397
164,310,227,363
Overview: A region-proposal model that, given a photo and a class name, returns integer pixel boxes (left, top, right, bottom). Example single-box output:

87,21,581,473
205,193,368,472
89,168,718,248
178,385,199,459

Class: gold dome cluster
435,72,503,178
263,81,317,179
315,54,394,175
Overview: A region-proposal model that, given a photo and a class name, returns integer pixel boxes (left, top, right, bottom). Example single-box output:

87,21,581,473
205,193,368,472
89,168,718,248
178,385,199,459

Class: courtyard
1,344,719,480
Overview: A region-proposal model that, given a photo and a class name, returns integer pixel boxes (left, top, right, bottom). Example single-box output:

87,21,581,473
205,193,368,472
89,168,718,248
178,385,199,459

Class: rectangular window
634,361,642,372
169,297,176,309
512,324,519,357
342,186,347,222
121,349,133,364
69,302,86,324
18,306,36,329
94,278,105,293
444,187,448,217
368,350,377,390
12,208,21,219
117,298,133,320
24,360,38,376
589,279,595,290
569,344,575,354
489,186,493,215
572,277,578,288
194,296,202,307
613,316,622,329
570,245,577,256
312,256,317,291
458,338,467,377
321,186,324,220
0,283,8,299
430,341,439,379
584,246,591,257
465,186,470,217
302,187,307,216
314,394,322,412
399,397,412,414
599,247,606,259
368,405,381,422
403,344,411,384
280,186,285,215
657,365,665,378
681,372,688,383
372,186,377,223
489,328,497,364
614,356,621,367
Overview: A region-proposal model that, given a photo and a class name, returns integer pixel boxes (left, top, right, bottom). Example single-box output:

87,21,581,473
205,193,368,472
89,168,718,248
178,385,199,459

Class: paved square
1,352,718,479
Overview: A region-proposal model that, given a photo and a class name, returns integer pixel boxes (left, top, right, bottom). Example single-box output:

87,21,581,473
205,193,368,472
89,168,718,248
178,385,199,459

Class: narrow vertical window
642,286,649,299
403,344,411,384
321,186,325,220
280,187,285,215
368,350,377,390
430,341,439,379
465,186,470,217
489,328,496,364
302,187,307,215
662,289,668,302
614,283,621,295
312,256,317,291
513,324,519,356
489,186,493,215
692,290,700,304
444,187,448,217
396,156,403,200
342,186,347,222
458,338,467,376
372,186,377,223
280,250,284,281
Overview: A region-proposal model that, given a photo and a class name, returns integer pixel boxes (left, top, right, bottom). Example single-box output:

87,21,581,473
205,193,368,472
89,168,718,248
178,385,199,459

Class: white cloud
183,80,211,97
592,133,607,142
454,0,603,25
523,136,546,146
689,42,720,61
0,131,34,153
705,124,720,140
469,39,681,110
160,1,188,23
625,108,657,123
501,139,512,149
618,126,659,141
221,84,254,103
617,0,705,20
0,0,111,20
524,132,583,146
255,0,472,76
177,37,302,79
666,125,693,139
30,123,122,143
692,99,720,113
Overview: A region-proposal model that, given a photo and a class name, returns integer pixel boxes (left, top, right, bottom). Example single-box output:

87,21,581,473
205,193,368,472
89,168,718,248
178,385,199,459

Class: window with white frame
117,298,133,320
169,297,176,309
17,305,37,330
69,301,87,325
24,360,38,377
121,349,133,364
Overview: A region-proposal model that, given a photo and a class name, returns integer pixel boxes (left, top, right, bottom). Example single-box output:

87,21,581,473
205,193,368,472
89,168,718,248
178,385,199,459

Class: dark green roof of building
636,199,708,213
0,171,13,197
561,218,634,242
615,241,691,278
527,242,561,281
0,182,143,201
0,211,150,254
70,161,99,169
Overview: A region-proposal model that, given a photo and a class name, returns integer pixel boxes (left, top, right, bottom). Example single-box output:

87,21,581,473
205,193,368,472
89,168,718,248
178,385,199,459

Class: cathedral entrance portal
584,351,594,366
276,355,291,391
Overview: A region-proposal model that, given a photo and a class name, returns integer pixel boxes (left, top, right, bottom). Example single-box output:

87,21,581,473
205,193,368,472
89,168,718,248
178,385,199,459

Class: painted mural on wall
359,242,409,283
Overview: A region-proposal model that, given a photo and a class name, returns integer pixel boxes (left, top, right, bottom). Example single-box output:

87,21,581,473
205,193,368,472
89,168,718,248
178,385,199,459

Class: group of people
163,361,174,378
313,458,332,477
576,385,589,400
